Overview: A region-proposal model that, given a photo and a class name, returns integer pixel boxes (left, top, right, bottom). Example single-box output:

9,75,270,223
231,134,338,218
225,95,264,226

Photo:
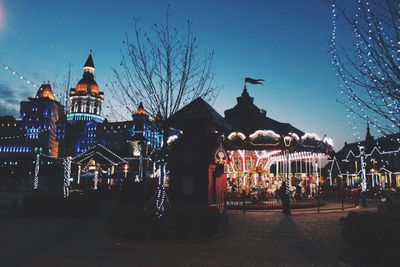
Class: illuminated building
328,125,400,189
0,116,25,154
20,83,64,157
67,53,104,123
0,53,163,191
57,54,163,188
0,84,64,190
61,53,105,156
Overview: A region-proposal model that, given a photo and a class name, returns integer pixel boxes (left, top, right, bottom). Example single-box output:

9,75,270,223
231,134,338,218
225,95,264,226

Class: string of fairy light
0,62,38,88
1,61,71,110
330,1,400,141
330,3,358,142
155,160,167,218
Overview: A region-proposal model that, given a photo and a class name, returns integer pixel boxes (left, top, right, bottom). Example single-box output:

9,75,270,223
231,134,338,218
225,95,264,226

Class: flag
245,77,264,85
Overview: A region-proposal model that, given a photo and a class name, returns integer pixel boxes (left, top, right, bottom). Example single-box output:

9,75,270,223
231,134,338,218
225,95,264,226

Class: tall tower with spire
67,53,104,123
63,53,105,156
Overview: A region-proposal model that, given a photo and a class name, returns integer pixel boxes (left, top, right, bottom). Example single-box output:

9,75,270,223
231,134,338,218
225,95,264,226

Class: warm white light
301,132,321,141
167,134,179,144
249,130,280,140
228,132,246,140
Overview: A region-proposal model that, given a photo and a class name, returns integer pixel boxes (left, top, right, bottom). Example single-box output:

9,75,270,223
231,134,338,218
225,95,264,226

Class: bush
340,208,400,267
106,204,225,240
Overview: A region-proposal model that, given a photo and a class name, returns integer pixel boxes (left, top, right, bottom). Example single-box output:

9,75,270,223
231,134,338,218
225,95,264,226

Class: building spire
365,122,374,152
135,101,147,115
83,51,95,74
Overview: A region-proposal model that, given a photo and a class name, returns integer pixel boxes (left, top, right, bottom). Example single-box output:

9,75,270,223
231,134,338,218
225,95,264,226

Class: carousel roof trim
249,130,280,140
301,132,321,141
228,131,246,140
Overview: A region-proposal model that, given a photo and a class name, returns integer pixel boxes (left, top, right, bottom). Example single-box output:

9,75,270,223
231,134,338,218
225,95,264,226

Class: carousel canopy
224,88,304,136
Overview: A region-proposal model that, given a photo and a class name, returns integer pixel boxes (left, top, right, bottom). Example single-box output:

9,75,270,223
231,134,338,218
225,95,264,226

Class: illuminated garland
155,160,167,218
33,154,40,189
63,157,71,198
281,150,290,198
269,152,328,163
340,144,400,172
73,144,126,164
94,170,98,190
359,146,367,192
226,131,333,150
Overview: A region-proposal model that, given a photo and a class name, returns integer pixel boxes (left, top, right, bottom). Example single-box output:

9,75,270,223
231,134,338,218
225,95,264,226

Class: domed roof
75,74,100,96
36,84,55,101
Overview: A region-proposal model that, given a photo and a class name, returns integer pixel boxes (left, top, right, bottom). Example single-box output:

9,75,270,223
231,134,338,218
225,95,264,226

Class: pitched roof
166,97,230,130
72,144,126,165
135,101,147,115
335,132,400,158
35,84,55,101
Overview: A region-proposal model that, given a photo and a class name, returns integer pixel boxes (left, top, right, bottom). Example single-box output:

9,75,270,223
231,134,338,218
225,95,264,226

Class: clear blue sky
0,0,368,149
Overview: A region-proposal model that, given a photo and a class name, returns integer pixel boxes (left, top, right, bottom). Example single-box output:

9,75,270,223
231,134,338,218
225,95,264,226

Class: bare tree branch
330,0,400,135
108,9,220,120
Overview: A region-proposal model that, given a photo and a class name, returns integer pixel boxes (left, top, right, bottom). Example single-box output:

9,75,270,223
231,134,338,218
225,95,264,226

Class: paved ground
0,202,378,267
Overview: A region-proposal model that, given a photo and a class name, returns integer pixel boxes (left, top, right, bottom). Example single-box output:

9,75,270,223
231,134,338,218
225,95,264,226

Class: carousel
223,88,334,201
225,130,333,200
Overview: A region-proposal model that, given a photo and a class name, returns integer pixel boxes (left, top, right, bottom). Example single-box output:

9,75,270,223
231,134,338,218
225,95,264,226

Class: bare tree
51,63,73,114
108,8,220,119
330,0,400,135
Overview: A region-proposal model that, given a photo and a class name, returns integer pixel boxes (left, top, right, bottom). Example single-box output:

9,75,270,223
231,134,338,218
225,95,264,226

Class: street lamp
283,135,292,215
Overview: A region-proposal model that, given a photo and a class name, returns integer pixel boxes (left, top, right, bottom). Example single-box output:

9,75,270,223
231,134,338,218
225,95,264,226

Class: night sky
0,0,364,149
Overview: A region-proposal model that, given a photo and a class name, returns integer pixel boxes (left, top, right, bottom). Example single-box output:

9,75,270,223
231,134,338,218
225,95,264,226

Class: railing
224,190,359,213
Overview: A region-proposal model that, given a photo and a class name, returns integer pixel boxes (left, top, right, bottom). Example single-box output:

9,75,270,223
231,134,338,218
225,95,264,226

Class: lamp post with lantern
283,134,294,215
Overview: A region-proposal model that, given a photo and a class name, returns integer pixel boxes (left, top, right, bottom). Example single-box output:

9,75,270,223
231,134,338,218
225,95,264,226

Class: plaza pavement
0,203,377,267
